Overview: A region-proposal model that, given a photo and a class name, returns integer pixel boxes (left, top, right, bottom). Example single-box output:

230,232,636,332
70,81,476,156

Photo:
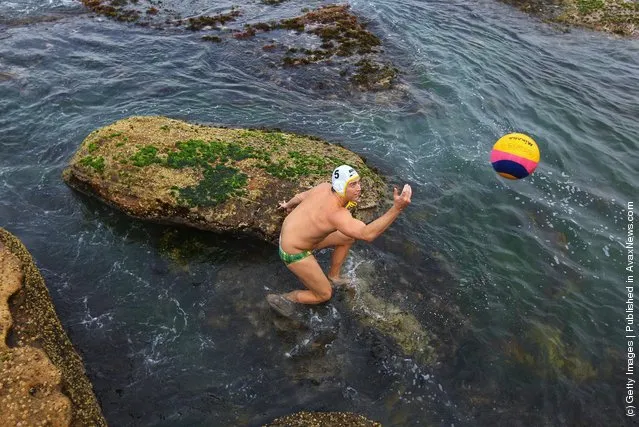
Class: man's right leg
313,231,355,285
284,255,333,304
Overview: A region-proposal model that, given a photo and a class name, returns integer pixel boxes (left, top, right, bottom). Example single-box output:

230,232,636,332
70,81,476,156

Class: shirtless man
267,164,412,317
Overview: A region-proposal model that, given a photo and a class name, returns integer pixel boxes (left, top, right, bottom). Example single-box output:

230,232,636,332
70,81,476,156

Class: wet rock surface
266,410,381,426
62,115,387,244
0,227,106,427
501,0,638,37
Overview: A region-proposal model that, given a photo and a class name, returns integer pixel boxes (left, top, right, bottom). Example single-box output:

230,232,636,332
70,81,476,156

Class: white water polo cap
332,165,360,196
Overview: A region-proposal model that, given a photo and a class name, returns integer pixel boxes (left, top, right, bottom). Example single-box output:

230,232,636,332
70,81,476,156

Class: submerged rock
339,264,439,365
78,2,400,92
0,227,106,426
261,4,399,91
503,322,597,382
63,116,387,244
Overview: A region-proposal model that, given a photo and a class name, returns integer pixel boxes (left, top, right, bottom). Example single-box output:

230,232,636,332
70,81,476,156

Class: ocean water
0,0,637,425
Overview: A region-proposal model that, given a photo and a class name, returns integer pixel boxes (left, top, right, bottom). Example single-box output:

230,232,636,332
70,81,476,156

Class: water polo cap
332,165,360,197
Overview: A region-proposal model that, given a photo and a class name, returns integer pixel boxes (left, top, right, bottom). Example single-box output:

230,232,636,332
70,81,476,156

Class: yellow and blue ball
490,133,540,180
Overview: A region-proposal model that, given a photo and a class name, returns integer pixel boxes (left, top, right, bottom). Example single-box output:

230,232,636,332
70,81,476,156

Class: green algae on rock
63,116,387,243
80,0,141,23
186,8,241,31
504,322,597,382
247,4,399,90
80,0,241,28
501,0,638,37
342,263,439,365
0,227,106,426
559,0,639,36
351,59,399,91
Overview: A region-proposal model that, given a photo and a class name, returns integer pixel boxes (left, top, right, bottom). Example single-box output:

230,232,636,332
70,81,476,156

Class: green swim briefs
278,244,312,265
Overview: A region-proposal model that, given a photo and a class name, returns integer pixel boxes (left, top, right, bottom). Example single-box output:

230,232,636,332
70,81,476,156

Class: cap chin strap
340,175,360,209
332,191,357,209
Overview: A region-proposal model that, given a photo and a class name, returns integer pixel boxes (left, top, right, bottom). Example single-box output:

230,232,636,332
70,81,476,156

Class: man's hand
278,200,293,213
393,184,412,210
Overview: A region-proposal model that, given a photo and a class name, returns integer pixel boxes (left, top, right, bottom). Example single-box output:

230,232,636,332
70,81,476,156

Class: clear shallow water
0,0,637,425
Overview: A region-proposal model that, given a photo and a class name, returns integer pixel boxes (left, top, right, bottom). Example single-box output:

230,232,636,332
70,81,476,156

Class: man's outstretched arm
331,184,412,242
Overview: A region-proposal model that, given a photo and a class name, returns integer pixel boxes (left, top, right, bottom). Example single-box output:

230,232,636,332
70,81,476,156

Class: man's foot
266,294,297,318
328,276,351,287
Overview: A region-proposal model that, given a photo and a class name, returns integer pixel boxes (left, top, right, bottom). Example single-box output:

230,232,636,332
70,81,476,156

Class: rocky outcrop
0,227,106,426
78,2,399,91
62,116,387,244
267,411,381,426
502,0,638,37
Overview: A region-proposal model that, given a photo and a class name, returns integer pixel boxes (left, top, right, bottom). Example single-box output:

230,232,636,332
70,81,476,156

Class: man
267,164,412,317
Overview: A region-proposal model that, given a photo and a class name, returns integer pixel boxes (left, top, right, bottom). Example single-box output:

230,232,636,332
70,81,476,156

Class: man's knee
314,287,333,302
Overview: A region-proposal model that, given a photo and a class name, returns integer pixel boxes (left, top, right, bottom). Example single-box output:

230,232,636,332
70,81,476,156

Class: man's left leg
314,231,355,284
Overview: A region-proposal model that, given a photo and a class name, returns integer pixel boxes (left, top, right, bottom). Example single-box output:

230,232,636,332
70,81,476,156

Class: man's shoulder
326,204,351,221
307,182,332,195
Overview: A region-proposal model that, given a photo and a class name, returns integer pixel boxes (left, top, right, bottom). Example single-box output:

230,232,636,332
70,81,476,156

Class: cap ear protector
332,165,360,197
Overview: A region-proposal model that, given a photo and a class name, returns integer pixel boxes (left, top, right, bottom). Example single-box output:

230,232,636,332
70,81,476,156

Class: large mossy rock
501,0,638,37
0,227,106,426
63,116,387,243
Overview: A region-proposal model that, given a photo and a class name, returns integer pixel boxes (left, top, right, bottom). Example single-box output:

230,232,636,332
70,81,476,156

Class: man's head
332,165,361,201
